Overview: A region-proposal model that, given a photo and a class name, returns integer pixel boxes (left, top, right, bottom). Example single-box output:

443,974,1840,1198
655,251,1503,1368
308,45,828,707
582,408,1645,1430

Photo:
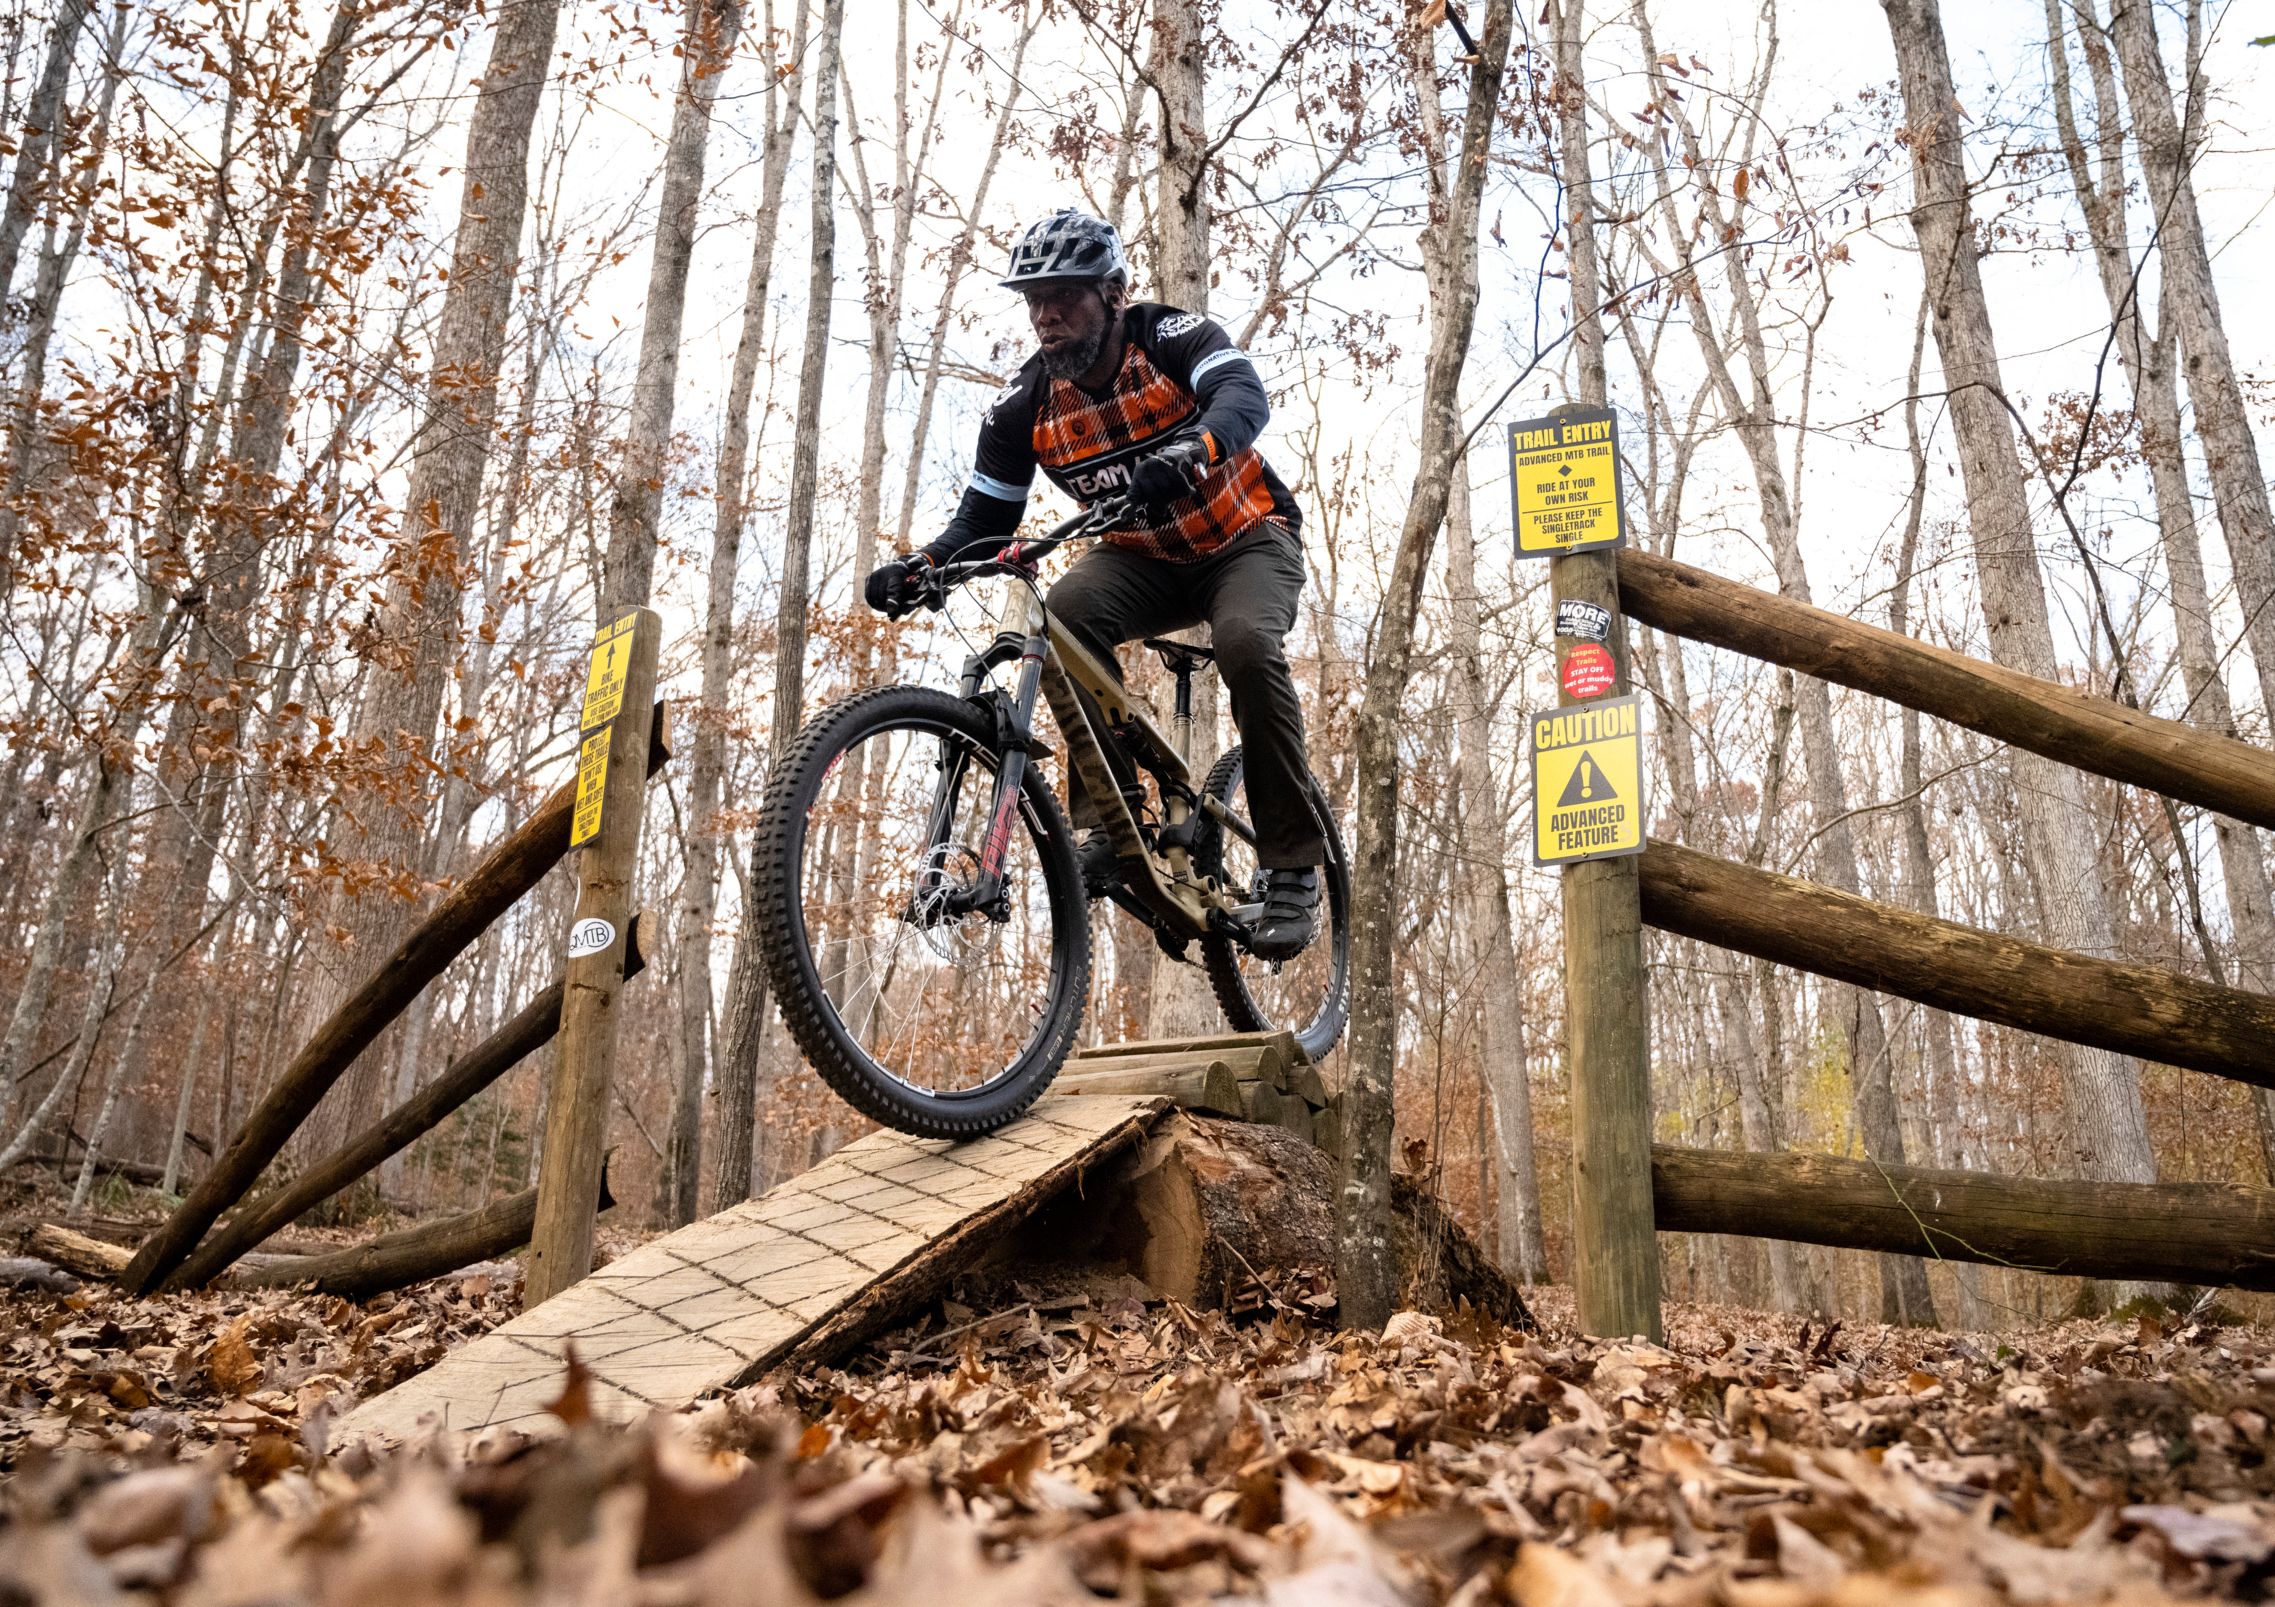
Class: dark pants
1047,519,1324,869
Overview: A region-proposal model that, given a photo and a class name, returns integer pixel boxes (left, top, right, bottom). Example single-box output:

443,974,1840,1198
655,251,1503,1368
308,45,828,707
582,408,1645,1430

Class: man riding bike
864,208,1323,961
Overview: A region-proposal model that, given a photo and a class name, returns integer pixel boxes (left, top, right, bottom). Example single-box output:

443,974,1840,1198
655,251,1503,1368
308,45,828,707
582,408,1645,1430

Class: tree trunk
2097,0,2275,732
0,0,90,313
601,0,743,611
664,0,808,1228
1880,0,2159,1208
1338,0,1510,1333
1142,0,1223,1042
2048,0,2275,1180
713,0,847,1208
1634,24,1934,1326
295,0,562,1160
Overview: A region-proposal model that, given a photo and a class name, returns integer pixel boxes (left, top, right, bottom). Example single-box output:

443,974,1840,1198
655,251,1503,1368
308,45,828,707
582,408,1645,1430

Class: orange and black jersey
926,303,1301,566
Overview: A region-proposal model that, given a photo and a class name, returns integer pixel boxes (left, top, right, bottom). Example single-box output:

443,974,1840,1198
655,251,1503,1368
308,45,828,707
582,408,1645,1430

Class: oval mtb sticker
567,917,616,959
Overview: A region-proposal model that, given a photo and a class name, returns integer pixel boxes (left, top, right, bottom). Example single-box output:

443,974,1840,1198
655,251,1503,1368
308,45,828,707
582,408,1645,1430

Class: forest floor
5,1209,2275,1603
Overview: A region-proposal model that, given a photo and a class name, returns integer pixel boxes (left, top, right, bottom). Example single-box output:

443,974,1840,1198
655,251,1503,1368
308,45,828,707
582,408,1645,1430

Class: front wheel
751,685,1091,1138
1193,747,1351,1063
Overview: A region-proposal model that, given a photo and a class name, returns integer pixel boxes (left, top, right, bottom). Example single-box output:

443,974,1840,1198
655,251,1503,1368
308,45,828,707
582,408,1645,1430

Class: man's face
1024,280,1114,379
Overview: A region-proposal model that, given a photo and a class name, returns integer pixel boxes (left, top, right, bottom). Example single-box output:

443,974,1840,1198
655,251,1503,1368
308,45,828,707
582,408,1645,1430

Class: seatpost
1171,661,1195,763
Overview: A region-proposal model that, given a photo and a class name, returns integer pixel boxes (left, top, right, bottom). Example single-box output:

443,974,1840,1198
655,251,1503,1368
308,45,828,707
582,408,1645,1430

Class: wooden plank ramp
337,1093,1165,1447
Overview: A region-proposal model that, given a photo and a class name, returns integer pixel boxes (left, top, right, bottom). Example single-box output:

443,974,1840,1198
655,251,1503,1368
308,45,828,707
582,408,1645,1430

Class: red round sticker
1561,642,1617,700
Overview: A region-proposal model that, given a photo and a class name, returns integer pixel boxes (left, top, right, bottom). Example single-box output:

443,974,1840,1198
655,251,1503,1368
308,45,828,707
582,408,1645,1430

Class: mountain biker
864,208,1323,962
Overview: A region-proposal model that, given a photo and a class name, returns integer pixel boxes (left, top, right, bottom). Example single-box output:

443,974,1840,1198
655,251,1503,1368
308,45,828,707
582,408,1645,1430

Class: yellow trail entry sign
580,612,638,731
1532,693,1644,865
1509,405,1625,558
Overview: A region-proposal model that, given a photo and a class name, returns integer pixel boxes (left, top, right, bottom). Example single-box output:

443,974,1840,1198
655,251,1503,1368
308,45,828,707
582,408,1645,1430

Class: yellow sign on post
1532,693,1644,865
1509,406,1626,558
580,612,638,731
570,727,612,848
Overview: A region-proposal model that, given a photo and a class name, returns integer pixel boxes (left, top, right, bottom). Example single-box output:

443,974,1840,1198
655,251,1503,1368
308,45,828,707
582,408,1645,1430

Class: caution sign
1532,693,1643,865
580,612,638,731
570,727,612,847
1509,406,1625,558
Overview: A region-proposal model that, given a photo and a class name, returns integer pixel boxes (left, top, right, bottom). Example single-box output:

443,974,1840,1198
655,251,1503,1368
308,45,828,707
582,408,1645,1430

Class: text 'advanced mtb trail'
751,497,1350,1139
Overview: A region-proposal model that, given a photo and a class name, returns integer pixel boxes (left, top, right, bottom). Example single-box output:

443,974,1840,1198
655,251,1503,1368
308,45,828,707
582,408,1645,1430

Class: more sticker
1531,693,1644,865
1555,599,1612,642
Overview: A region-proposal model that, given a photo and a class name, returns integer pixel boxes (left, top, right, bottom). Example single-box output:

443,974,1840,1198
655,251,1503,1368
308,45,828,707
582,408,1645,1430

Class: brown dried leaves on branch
6,1279,2275,1602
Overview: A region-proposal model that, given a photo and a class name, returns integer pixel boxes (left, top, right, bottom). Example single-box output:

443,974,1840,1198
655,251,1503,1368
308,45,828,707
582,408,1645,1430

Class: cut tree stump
976,1113,1532,1331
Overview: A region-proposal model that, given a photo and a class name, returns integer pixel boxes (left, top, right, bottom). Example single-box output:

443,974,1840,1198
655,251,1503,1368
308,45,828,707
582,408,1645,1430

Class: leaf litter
3,1269,2275,1603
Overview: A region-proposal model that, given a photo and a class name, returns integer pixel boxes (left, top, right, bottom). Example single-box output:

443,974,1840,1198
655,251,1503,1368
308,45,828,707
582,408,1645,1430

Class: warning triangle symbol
1556,752,1617,807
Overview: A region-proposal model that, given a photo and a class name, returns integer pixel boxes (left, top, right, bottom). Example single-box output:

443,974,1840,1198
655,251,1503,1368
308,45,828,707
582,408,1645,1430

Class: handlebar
927,493,1139,596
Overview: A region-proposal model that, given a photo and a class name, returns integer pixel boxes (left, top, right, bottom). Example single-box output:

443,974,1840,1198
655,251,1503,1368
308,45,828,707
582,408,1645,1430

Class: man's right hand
864,552,935,618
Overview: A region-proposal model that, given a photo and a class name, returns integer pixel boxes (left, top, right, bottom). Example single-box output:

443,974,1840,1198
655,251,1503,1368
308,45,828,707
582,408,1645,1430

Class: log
28,1222,131,1277
1653,1144,2275,1292
1620,549,2275,833
1638,838,2275,1089
1064,1028,1301,1065
123,707,670,1295
1054,1060,1245,1117
235,1163,617,1301
1070,1041,1289,1089
969,1116,1531,1330
166,915,651,1291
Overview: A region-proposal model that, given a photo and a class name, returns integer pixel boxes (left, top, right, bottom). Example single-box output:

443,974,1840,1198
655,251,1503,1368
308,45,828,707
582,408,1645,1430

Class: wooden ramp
337,1093,1165,1446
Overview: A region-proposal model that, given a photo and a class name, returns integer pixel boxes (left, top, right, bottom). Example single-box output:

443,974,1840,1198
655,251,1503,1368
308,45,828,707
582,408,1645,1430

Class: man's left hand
1126,433,1214,513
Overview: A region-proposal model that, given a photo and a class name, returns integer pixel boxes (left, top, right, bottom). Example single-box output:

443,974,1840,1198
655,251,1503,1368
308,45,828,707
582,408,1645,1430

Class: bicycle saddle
1144,636,1216,674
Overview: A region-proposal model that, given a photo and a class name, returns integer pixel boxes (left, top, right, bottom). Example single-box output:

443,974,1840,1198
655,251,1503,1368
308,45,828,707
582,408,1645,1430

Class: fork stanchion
527,607,663,1306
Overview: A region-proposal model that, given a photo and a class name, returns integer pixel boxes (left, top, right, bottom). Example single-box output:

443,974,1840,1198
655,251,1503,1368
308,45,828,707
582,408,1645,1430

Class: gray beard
1040,325,1106,380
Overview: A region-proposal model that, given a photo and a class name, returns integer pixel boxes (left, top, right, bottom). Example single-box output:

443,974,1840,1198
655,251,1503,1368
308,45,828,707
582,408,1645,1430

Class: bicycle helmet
1000,209,1129,291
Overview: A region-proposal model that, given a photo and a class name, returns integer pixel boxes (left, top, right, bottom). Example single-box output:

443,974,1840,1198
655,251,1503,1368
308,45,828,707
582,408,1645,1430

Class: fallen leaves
7,1266,2275,1602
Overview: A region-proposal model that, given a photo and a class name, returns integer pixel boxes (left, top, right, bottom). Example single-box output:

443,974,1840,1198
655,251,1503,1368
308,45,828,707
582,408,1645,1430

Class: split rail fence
1569,549,2275,1336
115,610,669,1303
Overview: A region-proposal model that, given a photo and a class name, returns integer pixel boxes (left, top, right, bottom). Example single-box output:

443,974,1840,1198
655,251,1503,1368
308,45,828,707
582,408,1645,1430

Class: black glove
864,551,935,618
1125,433,1214,513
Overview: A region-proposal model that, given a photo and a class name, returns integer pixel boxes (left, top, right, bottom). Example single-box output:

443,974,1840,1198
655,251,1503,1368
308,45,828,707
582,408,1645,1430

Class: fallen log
970,1113,1532,1331
1639,839,2275,1089
166,915,650,1291
123,709,669,1296
235,1163,616,1301
1619,550,2275,833
1653,1144,2275,1292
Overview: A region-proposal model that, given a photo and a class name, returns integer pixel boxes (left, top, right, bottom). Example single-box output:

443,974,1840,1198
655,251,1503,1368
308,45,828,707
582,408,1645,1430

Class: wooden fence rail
1638,838,2275,1089
163,917,650,1292
1619,550,2275,833
1654,1145,2275,1292
123,710,669,1295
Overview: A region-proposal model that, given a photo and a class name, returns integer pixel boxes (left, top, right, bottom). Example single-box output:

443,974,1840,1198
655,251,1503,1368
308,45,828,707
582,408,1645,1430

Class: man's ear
1102,281,1130,318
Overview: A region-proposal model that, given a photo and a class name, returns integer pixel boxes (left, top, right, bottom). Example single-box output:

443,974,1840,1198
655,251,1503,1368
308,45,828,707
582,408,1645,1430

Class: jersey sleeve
923,369,1041,564
1142,308,1270,461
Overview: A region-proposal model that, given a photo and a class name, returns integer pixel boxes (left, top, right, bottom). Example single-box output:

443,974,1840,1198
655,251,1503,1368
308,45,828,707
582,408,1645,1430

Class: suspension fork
915,590,1047,913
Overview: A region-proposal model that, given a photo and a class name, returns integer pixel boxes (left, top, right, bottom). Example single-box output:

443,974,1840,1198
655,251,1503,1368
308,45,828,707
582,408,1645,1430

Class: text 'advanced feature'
1509,406,1627,558
1531,693,1644,866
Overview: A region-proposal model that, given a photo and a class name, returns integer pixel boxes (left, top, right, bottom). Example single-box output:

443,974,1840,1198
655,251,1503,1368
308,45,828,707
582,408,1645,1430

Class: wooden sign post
1511,405,1662,1342
527,607,663,1306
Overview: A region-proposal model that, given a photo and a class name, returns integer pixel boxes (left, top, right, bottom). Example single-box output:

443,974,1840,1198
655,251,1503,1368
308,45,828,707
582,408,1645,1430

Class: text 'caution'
1532,692,1644,865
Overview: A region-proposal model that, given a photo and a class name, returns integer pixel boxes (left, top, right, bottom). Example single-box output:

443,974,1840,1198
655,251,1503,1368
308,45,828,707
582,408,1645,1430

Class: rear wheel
752,685,1090,1138
1192,746,1350,1063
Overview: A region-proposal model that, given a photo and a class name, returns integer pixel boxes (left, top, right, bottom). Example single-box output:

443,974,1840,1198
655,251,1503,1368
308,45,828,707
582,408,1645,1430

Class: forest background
0,0,2269,1333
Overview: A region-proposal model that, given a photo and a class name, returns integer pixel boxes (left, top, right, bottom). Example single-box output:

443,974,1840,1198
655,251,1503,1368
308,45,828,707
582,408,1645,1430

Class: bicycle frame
934,563,1255,947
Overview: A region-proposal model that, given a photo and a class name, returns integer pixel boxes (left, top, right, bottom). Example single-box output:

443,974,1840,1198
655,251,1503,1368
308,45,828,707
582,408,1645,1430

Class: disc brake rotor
905,842,1004,960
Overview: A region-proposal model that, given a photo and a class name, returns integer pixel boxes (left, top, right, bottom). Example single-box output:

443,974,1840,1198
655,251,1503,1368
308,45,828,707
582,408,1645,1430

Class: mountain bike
751,495,1351,1139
